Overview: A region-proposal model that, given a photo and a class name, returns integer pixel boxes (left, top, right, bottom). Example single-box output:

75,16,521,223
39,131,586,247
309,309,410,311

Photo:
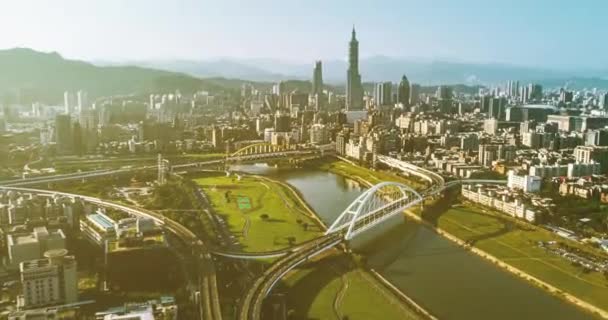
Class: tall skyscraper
312,61,324,110
398,75,410,107
374,82,392,106
312,61,323,96
346,27,363,111
410,83,420,106
55,114,73,155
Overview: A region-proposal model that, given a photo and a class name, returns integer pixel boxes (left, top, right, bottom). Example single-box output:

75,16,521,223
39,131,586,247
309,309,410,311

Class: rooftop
87,213,116,231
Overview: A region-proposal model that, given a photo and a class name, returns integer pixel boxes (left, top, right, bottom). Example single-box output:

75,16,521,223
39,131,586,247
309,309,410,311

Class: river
231,164,596,320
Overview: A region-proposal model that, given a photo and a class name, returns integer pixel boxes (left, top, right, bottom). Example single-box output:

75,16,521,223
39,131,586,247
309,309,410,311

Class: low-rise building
462,185,537,222
80,211,117,247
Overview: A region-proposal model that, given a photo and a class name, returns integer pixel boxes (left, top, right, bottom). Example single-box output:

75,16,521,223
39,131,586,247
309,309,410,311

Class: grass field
437,204,608,311
282,252,422,320
317,158,426,190
194,174,322,252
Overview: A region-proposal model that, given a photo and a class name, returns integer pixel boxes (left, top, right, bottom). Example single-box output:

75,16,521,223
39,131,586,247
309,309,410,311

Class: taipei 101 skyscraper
346,26,363,111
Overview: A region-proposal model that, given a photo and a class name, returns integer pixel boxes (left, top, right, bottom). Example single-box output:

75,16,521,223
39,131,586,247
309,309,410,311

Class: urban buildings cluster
0,188,165,317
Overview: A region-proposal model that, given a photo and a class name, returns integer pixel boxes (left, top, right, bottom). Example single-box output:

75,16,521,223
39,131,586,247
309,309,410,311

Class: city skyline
1,0,608,69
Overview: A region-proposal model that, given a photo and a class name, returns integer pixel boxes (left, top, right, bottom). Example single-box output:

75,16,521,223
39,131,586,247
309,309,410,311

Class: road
238,234,342,320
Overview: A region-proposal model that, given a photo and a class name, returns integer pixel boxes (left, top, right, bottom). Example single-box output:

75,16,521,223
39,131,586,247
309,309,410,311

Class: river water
231,164,596,320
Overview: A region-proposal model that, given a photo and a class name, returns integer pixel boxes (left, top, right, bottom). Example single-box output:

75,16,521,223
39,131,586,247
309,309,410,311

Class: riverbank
309,159,608,319
405,207,608,319
434,204,608,319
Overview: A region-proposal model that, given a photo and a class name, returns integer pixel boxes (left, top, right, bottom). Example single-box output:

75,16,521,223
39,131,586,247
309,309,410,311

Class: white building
484,118,498,135
462,186,536,222
507,170,542,193
77,90,89,113
345,137,366,160
19,249,77,309
309,123,328,145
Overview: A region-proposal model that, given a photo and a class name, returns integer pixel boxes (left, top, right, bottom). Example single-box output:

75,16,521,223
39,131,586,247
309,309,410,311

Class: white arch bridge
326,182,424,240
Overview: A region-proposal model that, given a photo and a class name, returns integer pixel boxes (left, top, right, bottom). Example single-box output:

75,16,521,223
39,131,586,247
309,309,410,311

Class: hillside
0,48,241,104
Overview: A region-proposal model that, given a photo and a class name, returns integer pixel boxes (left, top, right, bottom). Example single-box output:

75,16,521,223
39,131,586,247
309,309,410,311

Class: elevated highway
238,234,342,320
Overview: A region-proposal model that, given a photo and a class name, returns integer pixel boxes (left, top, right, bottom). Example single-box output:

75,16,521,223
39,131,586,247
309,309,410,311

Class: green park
194,174,322,252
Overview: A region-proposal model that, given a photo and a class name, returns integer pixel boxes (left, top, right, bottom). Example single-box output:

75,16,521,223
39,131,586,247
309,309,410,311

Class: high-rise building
488,97,506,120
559,90,573,103
599,92,608,110
309,123,329,145
312,61,323,96
19,249,77,309
77,90,88,113
336,129,350,155
397,75,410,107
374,82,392,106
312,61,324,110
63,92,76,115
409,83,420,106
274,112,291,132
527,84,543,102
437,86,453,113
346,27,363,111
54,115,73,155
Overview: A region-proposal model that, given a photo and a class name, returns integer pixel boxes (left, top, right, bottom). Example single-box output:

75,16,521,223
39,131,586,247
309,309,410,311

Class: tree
287,236,296,245
303,223,309,231
260,214,269,220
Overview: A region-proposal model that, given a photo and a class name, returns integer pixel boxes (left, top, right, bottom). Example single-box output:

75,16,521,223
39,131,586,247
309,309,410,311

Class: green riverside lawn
282,253,422,320
317,158,426,190
437,203,608,312
194,174,321,252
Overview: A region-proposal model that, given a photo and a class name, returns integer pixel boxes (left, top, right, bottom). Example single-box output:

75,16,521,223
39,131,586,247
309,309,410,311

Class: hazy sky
1,0,607,69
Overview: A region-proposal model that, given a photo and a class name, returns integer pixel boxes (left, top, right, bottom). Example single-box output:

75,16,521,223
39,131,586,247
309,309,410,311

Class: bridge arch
229,142,296,158
326,182,423,240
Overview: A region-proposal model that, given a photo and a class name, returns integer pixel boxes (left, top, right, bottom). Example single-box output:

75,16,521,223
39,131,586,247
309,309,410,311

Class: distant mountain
125,56,608,89
2,48,607,106
125,59,292,82
0,48,248,104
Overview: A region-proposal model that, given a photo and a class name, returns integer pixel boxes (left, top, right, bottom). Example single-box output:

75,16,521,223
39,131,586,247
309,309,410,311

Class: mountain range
2,48,608,105
100,56,608,88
